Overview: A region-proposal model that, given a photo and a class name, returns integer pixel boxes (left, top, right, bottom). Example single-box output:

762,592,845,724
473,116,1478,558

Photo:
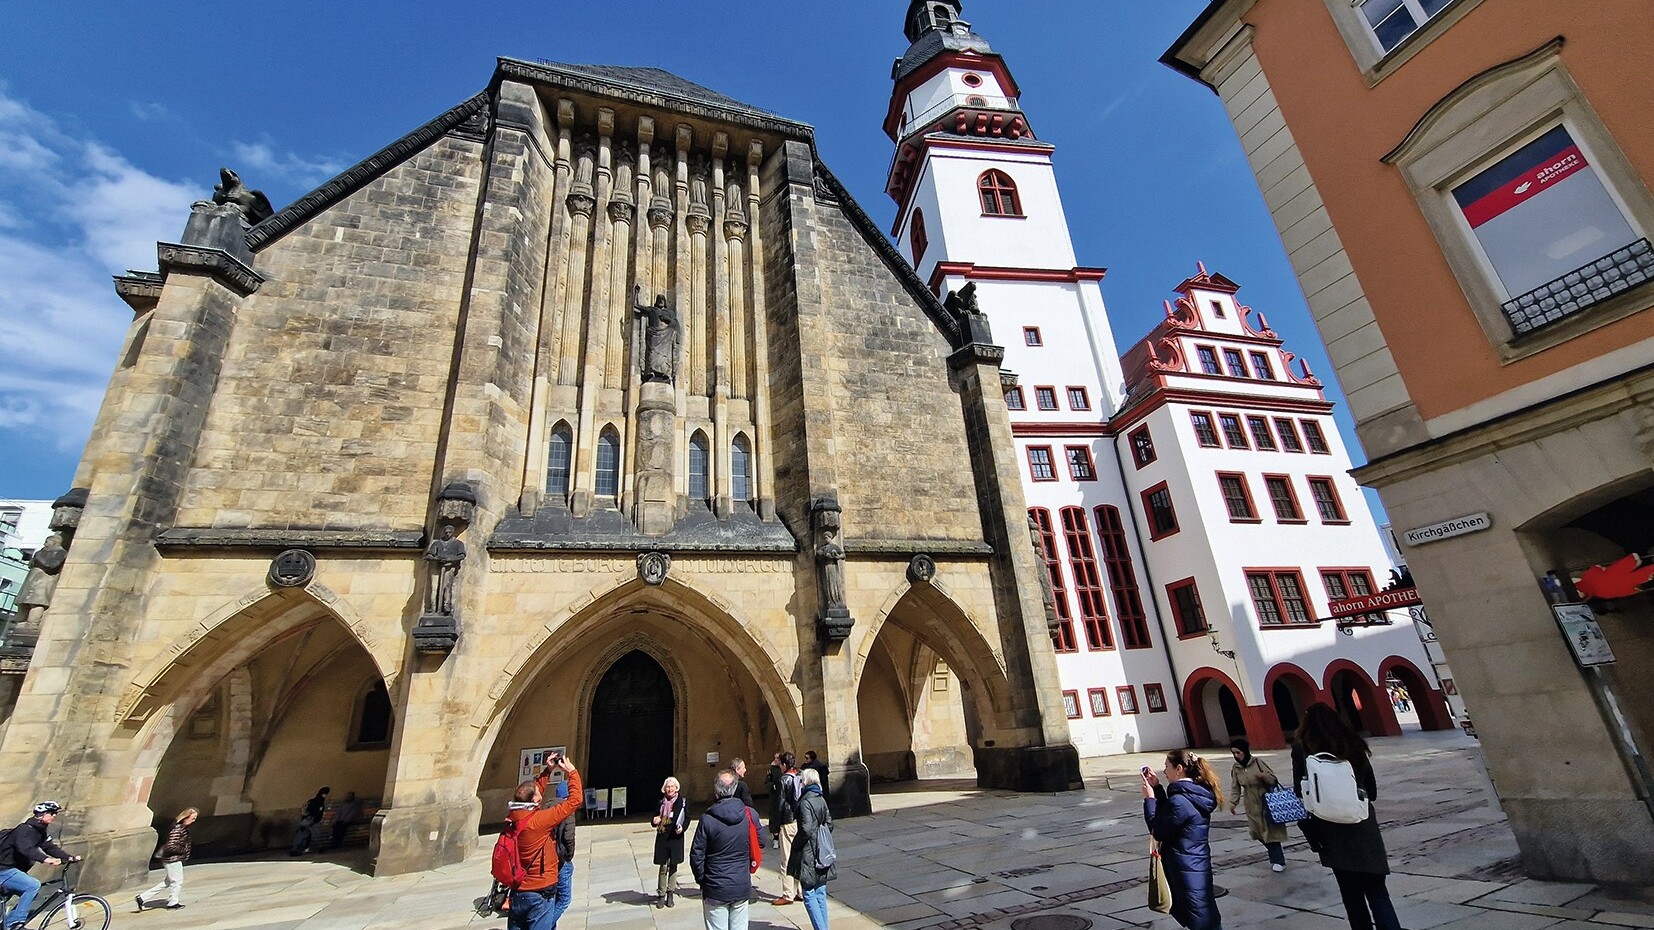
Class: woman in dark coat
1142,749,1225,930
787,768,837,930
1293,704,1399,930
651,776,688,907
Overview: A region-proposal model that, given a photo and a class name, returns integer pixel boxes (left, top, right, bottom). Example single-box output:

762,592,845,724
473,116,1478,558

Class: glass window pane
731,438,751,501
595,433,620,497
1363,0,1418,50
689,435,709,501
546,429,572,497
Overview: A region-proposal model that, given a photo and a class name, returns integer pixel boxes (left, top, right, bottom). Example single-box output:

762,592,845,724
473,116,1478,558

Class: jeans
801,884,828,930
0,868,41,929
1264,842,1285,866
549,861,574,928
776,823,799,899
702,897,750,930
290,822,313,854
507,887,559,930
1333,870,1400,930
138,861,185,906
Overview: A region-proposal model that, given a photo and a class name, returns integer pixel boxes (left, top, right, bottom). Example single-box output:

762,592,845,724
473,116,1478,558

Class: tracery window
978,170,1022,216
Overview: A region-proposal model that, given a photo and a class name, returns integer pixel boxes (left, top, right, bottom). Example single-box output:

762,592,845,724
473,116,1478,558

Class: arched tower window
978,170,1022,217
350,680,393,749
909,209,929,264
595,428,621,498
730,434,752,504
688,431,710,503
545,423,573,499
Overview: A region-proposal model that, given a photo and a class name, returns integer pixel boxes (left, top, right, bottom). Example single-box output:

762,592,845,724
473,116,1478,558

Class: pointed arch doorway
587,650,675,812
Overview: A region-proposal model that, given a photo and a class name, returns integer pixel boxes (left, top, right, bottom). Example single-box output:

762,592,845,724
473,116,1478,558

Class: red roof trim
1012,422,1114,438
929,262,1107,293
884,51,1023,140
1109,388,1336,434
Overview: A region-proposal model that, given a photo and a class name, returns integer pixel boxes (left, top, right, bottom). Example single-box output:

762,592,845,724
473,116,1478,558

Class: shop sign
1328,586,1423,618
1403,513,1491,547
1553,603,1615,668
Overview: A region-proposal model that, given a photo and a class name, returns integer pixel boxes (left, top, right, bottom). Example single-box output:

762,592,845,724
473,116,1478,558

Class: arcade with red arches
1378,655,1456,731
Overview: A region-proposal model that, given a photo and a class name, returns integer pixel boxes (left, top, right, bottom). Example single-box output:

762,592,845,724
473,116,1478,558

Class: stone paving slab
108,732,1653,930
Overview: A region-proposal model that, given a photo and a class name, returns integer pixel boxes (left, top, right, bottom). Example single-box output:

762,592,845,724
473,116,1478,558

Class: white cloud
129,101,169,121
230,137,345,189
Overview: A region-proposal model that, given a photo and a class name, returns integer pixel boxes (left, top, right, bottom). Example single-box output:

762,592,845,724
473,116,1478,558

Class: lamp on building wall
1207,627,1236,660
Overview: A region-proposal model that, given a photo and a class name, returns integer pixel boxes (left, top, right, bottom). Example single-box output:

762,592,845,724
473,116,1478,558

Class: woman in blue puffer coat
1142,748,1226,930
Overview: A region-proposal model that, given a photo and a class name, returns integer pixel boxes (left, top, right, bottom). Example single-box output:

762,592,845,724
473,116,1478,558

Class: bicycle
0,861,112,930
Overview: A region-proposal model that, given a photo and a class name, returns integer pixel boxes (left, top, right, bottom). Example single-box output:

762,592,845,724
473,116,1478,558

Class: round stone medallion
1011,916,1092,930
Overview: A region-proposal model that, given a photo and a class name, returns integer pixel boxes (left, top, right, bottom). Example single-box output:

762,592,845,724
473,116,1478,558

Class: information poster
520,745,569,786
1553,604,1615,667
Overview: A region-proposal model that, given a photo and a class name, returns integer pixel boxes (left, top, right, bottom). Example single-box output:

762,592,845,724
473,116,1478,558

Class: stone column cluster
525,100,774,529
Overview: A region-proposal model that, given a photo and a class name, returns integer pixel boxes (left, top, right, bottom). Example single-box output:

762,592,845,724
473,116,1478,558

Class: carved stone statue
16,534,67,619
212,168,274,224
817,510,847,614
638,552,672,586
1028,515,1059,628
634,286,681,384
423,524,466,616
945,282,994,346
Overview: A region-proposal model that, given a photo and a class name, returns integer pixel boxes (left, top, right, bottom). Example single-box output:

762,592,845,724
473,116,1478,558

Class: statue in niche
212,168,274,224
689,160,709,211
634,286,681,384
423,524,467,616
1028,515,1058,628
15,534,67,626
816,508,847,614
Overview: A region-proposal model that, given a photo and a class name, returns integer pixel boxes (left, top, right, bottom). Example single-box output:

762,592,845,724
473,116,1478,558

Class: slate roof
529,61,783,121
894,27,995,81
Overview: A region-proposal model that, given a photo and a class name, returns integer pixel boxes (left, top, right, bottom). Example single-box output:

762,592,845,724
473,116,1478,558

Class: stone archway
1182,667,1286,749
587,650,676,811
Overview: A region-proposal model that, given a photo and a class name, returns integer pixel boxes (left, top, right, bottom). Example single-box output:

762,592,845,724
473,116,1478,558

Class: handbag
1147,841,1172,914
814,824,837,870
1263,785,1309,825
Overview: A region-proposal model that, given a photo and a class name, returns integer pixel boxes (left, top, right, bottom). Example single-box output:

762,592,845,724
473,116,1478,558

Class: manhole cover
1011,916,1092,930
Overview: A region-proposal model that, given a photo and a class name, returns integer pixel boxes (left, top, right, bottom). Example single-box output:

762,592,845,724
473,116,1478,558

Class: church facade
0,54,1082,888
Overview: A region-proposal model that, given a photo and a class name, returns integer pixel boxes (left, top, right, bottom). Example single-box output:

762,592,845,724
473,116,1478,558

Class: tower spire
904,0,965,44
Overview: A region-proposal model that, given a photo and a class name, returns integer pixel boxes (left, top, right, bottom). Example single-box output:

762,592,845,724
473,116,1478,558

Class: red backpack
491,817,532,890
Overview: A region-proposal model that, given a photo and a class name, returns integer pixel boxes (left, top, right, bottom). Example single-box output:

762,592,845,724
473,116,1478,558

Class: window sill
1031,476,1059,483
1258,622,1324,631
1086,644,1117,652
1228,517,1263,524
1148,528,1181,542
1177,629,1211,641
1071,476,1098,482
981,213,1028,220
1358,0,1489,87
1133,460,1156,470
1120,709,1143,716
1320,519,1353,527
1196,442,1222,450
1277,518,1309,526
1123,643,1155,651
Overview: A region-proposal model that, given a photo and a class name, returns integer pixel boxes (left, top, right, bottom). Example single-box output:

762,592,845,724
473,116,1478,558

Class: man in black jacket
691,772,771,930
728,759,755,811
0,801,78,930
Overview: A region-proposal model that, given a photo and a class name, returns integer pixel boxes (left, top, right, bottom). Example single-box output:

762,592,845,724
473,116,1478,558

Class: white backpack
1299,753,1370,824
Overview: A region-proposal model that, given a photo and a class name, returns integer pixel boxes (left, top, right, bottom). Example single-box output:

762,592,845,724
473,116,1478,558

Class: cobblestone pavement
104,731,1654,930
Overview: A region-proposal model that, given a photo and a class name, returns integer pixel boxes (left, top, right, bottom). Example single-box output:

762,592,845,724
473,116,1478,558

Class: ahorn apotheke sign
1403,512,1491,547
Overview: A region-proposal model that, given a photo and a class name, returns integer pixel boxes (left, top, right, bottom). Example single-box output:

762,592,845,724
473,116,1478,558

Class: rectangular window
1249,351,1276,380
1246,570,1314,625
1129,426,1156,468
1062,690,1081,719
1358,0,1456,53
1031,509,1078,653
1209,299,1226,319
1061,507,1113,651
1274,417,1304,453
1067,386,1091,410
1190,412,1221,447
1167,578,1208,636
1247,415,1277,451
1301,420,1331,454
1065,445,1097,481
1117,686,1141,715
1024,326,1043,346
1035,386,1058,411
1322,568,1382,624
1195,346,1221,375
1142,483,1179,540
1307,477,1349,523
1027,446,1056,482
1264,474,1305,522
1218,413,1249,449
1218,472,1259,522
1088,688,1111,717
1222,348,1249,378
1005,386,1025,410
1145,683,1168,713
1095,506,1151,649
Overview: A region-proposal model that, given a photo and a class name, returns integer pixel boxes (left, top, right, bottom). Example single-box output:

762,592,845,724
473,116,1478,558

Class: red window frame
1263,473,1305,523
909,209,928,265
1167,577,1208,637
1061,507,1113,651
1144,683,1168,713
1246,415,1277,451
1066,386,1091,410
1217,471,1260,523
1005,386,1025,410
1095,505,1151,649
1249,351,1276,380
1245,568,1315,625
1307,476,1349,523
1026,445,1057,481
1222,347,1248,378
1129,426,1156,468
1195,345,1222,375
1065,445,1097,481
1218,413,1250,449
1034,386,1059,410
1320,567,1378,601
1274,417,1305,452
1141,482,1180,540
1190,411,1221,447
1117,685,1141,715
1030,508,1078,652
1087,687,1111,717
1062,689,1081,719
1023,326,1042,346
1301,419,1331,454
978,169,1023,216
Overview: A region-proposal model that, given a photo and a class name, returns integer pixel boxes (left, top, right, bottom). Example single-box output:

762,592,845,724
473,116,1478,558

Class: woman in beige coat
1229,738,1289,871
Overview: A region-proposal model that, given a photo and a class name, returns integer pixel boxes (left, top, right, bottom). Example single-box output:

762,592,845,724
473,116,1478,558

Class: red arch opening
1322,660,1400,737
1181,667,1286,750
1378,655,1455,732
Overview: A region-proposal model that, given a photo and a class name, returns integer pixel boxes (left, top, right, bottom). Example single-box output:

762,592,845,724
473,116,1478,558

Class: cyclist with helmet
0,801,80,930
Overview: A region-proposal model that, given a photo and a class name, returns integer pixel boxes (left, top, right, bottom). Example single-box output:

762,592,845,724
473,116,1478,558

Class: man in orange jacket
507,755,583,930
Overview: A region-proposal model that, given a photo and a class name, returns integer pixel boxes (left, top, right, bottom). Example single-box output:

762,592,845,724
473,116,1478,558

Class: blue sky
0,1,1377,511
